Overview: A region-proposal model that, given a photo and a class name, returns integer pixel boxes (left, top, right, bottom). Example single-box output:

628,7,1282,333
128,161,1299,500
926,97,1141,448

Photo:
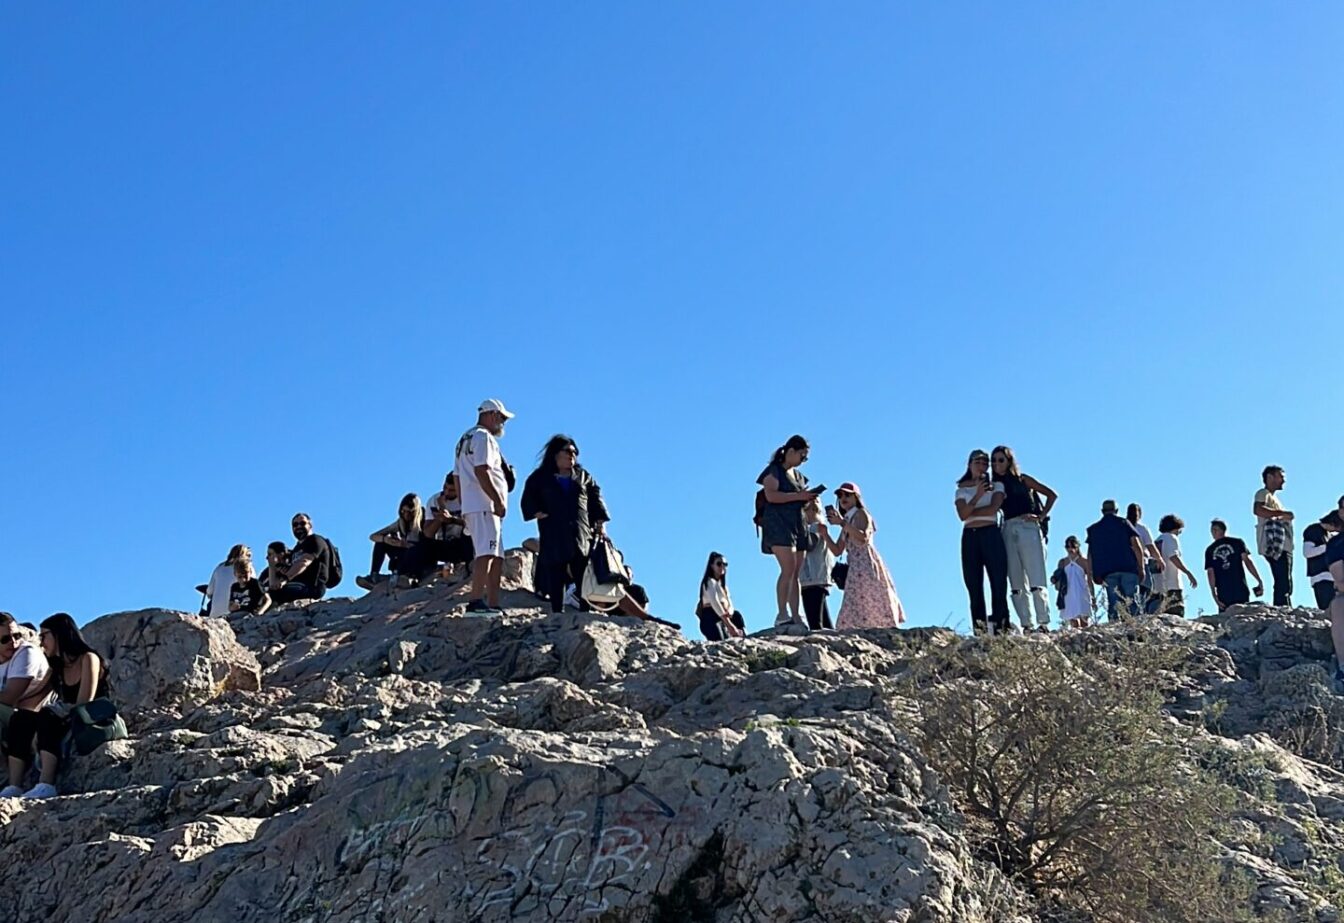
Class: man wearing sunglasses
0,613,50,778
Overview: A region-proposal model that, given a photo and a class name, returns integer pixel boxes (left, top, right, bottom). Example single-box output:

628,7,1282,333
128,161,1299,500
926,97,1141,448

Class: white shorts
465,511,502,558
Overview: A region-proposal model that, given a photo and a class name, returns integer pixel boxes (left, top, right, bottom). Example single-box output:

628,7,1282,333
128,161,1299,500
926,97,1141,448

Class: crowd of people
7,401,1344,801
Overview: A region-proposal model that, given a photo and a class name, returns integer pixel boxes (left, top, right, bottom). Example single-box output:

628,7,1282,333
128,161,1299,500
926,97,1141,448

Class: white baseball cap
478,398,516,419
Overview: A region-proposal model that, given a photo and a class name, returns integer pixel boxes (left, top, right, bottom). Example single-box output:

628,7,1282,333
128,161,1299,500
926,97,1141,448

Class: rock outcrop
3,555,1344,922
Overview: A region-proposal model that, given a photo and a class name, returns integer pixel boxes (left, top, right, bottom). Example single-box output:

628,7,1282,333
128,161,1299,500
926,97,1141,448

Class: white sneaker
0,785,23,798
773,612,793,628
21,783,57,800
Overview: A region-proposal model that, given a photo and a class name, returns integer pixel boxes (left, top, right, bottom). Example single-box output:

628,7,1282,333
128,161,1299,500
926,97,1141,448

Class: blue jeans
1103,572,1141,621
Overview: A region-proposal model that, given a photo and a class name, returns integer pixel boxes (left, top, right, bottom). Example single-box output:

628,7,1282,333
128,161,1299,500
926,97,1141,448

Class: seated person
271,513,334,604
356,493,423,590
3,613,109,799
228,558,272,616
696,552,746,640
1,614,51,782
399,474,475,585
258,542,290,593
203,544,250,618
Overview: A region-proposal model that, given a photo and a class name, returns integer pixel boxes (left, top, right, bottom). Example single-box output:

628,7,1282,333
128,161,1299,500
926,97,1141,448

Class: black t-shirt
999,473,1036,520
1205,536,1251,601
1328,533,1344,570
292,534,330,588
1305,524,1332,580
229,578,265,613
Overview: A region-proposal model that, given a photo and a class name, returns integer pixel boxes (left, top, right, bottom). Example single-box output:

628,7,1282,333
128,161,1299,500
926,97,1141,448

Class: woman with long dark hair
756,435,823,627
955,449,1010,635
521,434,611,614
3,613,109,799
990,445,1058,632
697,552,746,640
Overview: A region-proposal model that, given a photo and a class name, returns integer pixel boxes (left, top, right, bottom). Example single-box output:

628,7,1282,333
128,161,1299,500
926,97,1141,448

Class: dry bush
903,639,1253,923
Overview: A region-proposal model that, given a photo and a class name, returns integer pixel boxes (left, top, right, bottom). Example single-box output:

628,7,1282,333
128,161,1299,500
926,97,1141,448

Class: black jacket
521,465,610,563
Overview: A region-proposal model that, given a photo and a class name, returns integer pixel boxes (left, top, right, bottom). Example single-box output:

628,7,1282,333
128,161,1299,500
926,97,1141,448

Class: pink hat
835,482,862,500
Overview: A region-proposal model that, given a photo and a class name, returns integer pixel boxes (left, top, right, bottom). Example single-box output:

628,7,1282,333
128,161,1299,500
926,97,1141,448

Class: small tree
903,639,1252,923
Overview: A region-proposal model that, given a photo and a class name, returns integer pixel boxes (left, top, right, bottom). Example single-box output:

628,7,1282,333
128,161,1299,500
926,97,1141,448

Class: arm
1172,554,1198,587
588,476,610,534
0,676,32,707
255,588,272,616
1206,568,1219,605
1332,560,1344,593
839,509,873,544
955,484,1003,522
1254,502,1294,521
1243,554,1264,590
369,520,408,547
474,464,505,513
520,471,545,522
1303,538,1328,561
1130,536,1145,575
77,653,102,705
1145,540,1165,571
1021,475,1058,516
286,554,315,581
763,472,818,505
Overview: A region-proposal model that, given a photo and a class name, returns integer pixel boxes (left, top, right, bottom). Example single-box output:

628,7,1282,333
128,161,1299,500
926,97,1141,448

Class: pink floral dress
835,508,906,630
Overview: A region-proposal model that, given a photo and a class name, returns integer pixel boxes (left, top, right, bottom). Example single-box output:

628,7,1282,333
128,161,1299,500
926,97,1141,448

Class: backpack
753,489,767,534
325,538,344,588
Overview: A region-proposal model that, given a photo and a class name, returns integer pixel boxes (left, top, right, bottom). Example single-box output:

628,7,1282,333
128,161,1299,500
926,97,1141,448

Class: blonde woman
204,544,250,618
357,493,424,589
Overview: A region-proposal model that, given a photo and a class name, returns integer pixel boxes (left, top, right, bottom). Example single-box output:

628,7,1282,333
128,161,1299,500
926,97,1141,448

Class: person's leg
1331,593,1344,682
1002,520,1032,629
1119,573,1141,619
34,711,67,785
1020,522,1050,627
486,555,504,608
985,526,1011,633
271,582,317,604
802,585,823,630
961,529,988,634
369,541,390,576
5,709,37,787
697,606,723,641
731,611,746,634
1269,554,1293,607
536,557,565,613
1102,574,1121,621
771,547,798,622
469,555,489,603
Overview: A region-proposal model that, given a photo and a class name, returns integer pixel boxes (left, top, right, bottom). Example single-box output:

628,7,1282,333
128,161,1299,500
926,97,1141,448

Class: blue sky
3,3,1342,631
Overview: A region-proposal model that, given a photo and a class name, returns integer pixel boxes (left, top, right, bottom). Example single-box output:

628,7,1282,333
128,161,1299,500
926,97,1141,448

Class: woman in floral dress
825,482,905,629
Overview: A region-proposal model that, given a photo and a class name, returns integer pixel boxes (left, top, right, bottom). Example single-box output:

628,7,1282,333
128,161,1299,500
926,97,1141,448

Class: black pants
801,586,833,630
5,708,68,761
1268,554,1293,607
1315,581,1336,611
370,541,406,576
539,553,590,614
400,536,475,579
961,525,1010,634
271,582,325,604
697,605,745,641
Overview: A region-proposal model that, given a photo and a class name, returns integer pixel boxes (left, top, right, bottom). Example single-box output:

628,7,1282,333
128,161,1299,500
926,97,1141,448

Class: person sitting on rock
522,434,612,614
3,613,109,799
0,613,50,795
203,544,250,617
271,513,335,605
697,552,746,640
258,541,290,594
400,473,475,585
228,556,271,616
1304,510,1342,612
356,493,423,590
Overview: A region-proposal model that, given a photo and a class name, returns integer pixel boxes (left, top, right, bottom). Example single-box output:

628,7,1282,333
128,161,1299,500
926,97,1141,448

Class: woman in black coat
521,434,611,613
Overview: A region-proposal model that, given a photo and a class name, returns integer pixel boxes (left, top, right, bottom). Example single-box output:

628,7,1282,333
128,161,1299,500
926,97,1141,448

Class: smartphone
809,484,827,495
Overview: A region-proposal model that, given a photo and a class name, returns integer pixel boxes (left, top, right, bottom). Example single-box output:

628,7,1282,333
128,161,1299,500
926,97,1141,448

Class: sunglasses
0,634,14,645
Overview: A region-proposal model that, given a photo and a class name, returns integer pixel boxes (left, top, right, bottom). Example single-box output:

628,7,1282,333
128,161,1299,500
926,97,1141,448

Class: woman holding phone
825,483,905,629
756,435,824,627
955,449,1010,635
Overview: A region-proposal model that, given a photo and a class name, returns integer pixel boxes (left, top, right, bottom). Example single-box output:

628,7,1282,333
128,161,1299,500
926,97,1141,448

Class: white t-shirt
1132,523,1155,555
0,641,49,690
1157,533,1183,592
701,578,733,618
427,490,466,539
1254,487,1293,554
955,481,1004,527
206,562,235,617
454,427,508,517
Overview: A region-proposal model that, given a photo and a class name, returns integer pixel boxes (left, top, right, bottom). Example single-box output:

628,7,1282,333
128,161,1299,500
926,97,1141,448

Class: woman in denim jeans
990,446,1058,632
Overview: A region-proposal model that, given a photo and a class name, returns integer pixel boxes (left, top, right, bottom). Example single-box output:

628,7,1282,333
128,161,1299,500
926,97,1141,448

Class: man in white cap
454,399,515,613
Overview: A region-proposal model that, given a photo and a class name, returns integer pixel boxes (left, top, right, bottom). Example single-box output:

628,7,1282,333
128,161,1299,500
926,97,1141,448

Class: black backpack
324,538,344,588
753,488,767,534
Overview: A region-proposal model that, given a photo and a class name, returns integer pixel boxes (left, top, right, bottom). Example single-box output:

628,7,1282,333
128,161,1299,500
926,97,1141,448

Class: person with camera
824,483,905,630
756,435,825,627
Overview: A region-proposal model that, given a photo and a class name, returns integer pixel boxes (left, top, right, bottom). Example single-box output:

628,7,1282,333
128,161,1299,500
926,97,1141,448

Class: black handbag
68,698,129,756
831,562,849,590
589,536,632,587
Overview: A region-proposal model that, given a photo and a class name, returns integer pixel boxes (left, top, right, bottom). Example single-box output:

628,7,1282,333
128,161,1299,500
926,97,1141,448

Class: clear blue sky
3,3,1342,631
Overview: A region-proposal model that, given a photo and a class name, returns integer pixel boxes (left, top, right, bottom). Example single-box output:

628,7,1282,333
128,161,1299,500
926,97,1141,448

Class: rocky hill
5,549,1344,922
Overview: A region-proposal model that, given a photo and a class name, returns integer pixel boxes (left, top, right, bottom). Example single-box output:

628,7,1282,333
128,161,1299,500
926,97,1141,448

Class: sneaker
464,599,501,616
648,616,681,630
0,785,23,798
355,574,376,591
21,783,57,800
773,611,793,628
